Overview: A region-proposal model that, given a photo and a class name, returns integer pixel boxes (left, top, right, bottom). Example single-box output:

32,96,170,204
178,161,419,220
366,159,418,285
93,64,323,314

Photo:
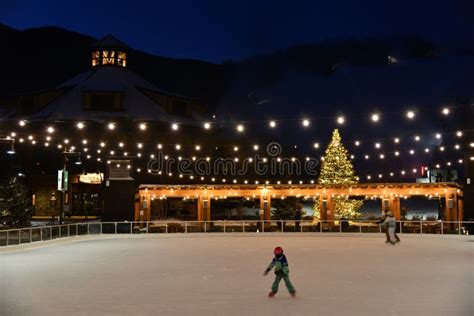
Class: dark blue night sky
1,0,473,62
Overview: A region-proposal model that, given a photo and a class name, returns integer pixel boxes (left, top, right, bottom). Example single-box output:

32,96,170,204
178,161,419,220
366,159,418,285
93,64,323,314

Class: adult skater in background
378,210,400,243
263,247,296,297
380,211,398,245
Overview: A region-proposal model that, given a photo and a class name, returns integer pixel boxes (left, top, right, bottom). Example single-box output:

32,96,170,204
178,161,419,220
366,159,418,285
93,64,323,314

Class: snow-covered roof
30,66,196,123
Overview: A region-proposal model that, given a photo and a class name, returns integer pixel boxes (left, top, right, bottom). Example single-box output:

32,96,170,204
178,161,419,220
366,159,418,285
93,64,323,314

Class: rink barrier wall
0,220,472,247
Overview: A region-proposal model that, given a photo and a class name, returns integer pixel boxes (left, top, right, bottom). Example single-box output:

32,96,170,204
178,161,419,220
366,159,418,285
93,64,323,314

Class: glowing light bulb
302,119,310,127
253,145,259,151
371,113,380,122
313,143,320,149
442,107,450,115
108,123,115,130
337,116,345,125
236,124,244,132
394,138,400,144
139,123,147,130
406,111,415,119
19,120,26,127
47,126,55,134
171,123,179,131
203,122,211,130
269,121,276,128
175,144,181,150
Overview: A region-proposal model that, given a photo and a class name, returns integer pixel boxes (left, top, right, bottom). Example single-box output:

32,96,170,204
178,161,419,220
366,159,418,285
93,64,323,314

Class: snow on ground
1,234,472,316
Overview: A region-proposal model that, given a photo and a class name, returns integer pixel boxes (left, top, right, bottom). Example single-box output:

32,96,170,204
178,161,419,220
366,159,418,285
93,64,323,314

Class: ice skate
268,291,276,297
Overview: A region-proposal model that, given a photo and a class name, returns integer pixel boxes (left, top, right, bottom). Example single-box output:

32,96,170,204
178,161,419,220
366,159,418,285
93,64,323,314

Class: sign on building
79,173,104,184
108,160,133,180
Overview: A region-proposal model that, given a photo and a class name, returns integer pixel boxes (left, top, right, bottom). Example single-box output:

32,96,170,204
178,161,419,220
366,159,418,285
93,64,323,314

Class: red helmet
274,247,283,256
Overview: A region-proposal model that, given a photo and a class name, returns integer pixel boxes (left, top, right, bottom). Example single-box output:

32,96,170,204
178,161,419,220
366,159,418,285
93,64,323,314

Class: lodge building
1,35,471,223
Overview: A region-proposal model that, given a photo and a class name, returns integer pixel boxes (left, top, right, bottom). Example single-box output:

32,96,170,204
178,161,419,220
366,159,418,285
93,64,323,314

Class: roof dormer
91,35,129,68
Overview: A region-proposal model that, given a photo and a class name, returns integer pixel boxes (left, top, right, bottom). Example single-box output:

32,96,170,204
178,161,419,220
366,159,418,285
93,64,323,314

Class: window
117,51,127,67
91,51,100,66
72,193,102,215
90,94,115,111
102,50,115,65
84,92,123,111
91,50,127,67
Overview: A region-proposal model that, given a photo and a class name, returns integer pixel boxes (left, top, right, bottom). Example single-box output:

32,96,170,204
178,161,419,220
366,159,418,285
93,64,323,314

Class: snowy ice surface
1,234,472,316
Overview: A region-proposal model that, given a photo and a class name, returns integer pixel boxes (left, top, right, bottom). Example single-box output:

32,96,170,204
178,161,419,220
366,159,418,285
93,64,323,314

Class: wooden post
458,198,464,222
444,194,452,222
327,195,335,221
452,195,458,222
260,195,271,221
198,196,211,222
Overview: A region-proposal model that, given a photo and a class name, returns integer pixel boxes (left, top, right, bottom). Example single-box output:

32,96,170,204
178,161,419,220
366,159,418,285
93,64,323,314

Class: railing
0,220,472,247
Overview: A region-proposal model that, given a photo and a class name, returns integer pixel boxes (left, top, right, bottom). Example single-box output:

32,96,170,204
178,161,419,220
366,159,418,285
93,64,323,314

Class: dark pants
385,230,400,242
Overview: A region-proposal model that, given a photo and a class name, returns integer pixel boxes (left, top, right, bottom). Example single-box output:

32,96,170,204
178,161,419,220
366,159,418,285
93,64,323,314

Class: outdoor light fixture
414,135,420,141
108,123,115,130
371,113,380,122
375,142,381,149
313,143,320,149
302,119,310,127
394,137,400,143
442,107,450,115
236,124,244,132
139,123,147,130
18,120,26,127
6,142,15,155
203,122,211,129
76,122,85,129
157,144,162,149
456,131,463,137
269,121,276,128
171,123,179,131
47,126,55,134
195,145,201,151
354,141,360,146
253,145,259,151
435,133,441,139
337,116,345,125
406,111,415,119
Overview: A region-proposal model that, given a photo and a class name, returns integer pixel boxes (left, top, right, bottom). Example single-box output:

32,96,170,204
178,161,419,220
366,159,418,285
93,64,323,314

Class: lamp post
59,148,81,224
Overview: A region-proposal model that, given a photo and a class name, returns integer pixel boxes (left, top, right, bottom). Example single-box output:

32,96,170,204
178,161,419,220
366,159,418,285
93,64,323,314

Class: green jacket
266,254,289,275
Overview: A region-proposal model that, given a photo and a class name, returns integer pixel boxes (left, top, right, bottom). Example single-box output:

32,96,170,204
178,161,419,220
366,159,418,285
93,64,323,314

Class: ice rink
1,234,472,316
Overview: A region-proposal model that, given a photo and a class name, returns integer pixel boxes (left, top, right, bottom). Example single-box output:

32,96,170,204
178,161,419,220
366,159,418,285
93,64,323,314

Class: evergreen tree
314,129,363,219
0,177,32,227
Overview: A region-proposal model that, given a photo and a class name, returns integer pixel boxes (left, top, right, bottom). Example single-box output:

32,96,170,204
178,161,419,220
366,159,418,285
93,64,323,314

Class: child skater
263,246,296,297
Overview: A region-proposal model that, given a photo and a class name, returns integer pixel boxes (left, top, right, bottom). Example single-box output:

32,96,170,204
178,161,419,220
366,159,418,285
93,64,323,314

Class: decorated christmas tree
0,177,32,228
313,129,363,219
